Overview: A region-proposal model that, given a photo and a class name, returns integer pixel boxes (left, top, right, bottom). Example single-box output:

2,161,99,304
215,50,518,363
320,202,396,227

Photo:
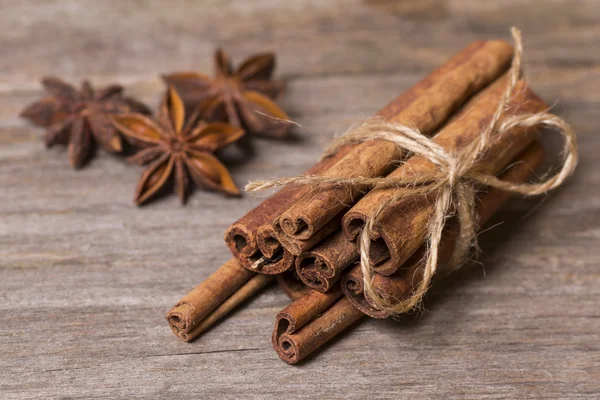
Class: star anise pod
20,77,151,168
163,49,291,139
112,87,244,206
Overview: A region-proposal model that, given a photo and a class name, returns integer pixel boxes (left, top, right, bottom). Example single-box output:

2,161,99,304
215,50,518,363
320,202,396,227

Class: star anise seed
163,49,291,139
20,77,151,168
112,87,244,206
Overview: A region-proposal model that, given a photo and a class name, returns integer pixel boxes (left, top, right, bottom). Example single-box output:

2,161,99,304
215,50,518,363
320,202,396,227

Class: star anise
20,77,151,168
163,49,291,139
112,87,244,205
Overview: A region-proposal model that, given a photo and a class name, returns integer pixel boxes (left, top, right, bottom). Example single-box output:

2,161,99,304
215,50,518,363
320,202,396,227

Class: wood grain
0,0,598,398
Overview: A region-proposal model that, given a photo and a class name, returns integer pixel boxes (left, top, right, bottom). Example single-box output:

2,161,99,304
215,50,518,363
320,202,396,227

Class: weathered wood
0,0,599,399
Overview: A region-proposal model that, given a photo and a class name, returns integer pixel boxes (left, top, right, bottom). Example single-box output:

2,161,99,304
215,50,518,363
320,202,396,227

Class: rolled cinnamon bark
172,274,274,342
343,77,548,276
252,210,344,275
295,231,358,292
342,142,545,318
273,273,362,365
277,40,514,241
273,286,343,348
273,297,364,365
166,258,253,335
227,39,513,273
295,75,543,291
224,145,353,265
273,143,543,363
273,213,344,256
279,141,403,240
295,229,394,293
252,225,296,274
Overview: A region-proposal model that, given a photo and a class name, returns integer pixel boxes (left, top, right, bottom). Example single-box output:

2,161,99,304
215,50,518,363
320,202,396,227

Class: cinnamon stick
273,286,343,349
273,213,344,256
273,274,362,365
273,141,543,363
250,213,343,275
224,145,353,266
251,224,296,274
342,142,545,318
343,77,548,276
228,39,513,273
294,229,395,293
277,40,513,241
273,297,364,365
295,231,358,292
278,141,403,240
173,274,274,342
166,258,253,335
294,75,543,292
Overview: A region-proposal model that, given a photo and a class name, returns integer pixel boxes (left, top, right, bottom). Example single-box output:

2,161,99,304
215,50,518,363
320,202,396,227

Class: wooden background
1,1,598,398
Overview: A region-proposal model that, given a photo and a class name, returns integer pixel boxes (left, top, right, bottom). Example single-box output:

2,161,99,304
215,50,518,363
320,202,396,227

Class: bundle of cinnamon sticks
167,37,563,364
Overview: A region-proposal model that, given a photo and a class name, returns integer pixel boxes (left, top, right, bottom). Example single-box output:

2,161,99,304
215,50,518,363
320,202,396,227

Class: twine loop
245,27,578,315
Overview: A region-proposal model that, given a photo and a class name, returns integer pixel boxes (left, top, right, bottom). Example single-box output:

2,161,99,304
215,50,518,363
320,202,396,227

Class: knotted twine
245,28,578,316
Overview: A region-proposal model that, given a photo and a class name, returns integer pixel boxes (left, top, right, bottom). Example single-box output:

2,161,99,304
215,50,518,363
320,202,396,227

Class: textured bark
343,77,548,275
172,274,274,342
342,142,545,318
295,230,358,292
253,225,297,274
295,76,545,291
3,1,597,396
273,298,364,365
278,140,403,239
224,145,353,264
276,136,544,362
273,213,344,256
166,258,254,337
226,39,513,273
277,40,513,242
272,286,343,352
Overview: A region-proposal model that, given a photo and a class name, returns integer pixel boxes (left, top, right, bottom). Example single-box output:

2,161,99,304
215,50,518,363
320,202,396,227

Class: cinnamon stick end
166,303,194,332
274,334,301,365
296,255,331,293
224,225,257,259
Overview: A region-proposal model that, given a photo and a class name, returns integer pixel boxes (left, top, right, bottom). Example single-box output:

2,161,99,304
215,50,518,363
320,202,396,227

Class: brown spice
173,274,273,342
226,39,513,272
224,145,354,267
275,269,312,300
272,141,543,363
274,40,513,243
272,212,344,256
273,286,343,348
342,142,545,318
252,224,296,274
273,297,363,365
163,49,289,138
295,76,545,291
278,140,403,239
166,258,254,338
342,77,547,275
112,87,243,205
20,77,150,168
295,230,358,292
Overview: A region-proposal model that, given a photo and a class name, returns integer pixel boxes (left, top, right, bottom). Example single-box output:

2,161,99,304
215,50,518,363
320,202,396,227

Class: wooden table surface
1,1,599,399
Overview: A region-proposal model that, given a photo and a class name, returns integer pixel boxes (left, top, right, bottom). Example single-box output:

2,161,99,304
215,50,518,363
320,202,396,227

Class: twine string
245,27,578,315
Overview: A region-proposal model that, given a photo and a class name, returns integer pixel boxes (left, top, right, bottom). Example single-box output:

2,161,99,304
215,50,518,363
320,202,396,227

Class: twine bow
245,28,578,315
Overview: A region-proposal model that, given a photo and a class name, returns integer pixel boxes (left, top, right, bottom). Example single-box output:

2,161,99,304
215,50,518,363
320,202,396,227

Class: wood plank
0,0,598,85
0,0,599,398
